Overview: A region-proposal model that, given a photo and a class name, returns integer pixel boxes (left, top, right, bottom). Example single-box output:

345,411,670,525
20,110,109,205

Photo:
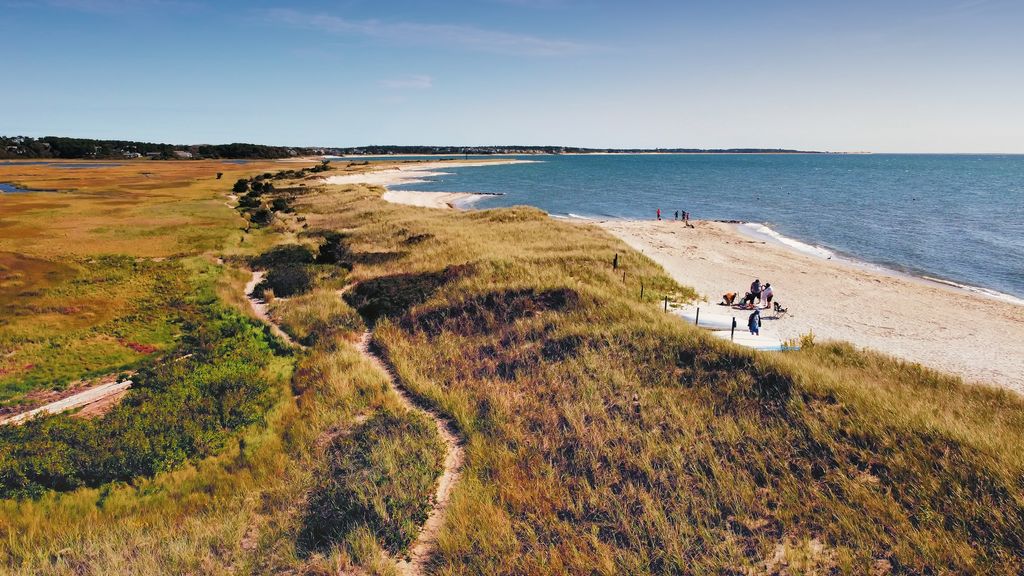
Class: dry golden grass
292,179,1024,574
3,162,1023,575
0,160,312,402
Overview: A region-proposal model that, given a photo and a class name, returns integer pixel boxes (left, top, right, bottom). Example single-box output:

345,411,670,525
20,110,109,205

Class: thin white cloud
39,0,197,14
379,75,434,90
265,8,594,57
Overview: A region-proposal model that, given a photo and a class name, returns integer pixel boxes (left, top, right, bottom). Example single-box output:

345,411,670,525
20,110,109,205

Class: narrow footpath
246,273,464,573
245,270,303,349
356,331,465,576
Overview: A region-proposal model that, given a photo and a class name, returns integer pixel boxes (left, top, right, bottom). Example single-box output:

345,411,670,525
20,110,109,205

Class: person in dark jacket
748,309,761,335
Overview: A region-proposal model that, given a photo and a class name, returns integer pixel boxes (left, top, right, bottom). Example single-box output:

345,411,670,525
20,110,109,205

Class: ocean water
391,154,1024,301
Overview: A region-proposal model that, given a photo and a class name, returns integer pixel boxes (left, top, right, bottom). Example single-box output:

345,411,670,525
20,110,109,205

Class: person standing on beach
761,283,774,309
750,279,762,304
748,309,761,335
674,210,679,220
657,208,662,221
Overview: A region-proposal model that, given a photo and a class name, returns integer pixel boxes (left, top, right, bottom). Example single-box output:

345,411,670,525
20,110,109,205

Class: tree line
0,135,321,160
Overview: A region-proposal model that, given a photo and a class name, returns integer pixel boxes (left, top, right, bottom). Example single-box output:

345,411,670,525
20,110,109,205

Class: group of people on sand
720,279,783,336
721,279,775,310
656,208,691,225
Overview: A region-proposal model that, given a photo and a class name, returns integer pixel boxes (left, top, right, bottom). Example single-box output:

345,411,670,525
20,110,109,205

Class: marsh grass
0,160,288,402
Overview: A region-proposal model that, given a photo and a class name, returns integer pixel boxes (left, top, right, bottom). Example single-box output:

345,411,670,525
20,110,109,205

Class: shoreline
597,218,1024,393
324,160,1023,390
730,220,1024,308
335,159,1024,307
324,159,530,209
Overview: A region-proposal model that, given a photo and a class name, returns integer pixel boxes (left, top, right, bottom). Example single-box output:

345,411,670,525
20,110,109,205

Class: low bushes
0,306,278,499
343,265,473,325
253,244,316,269
262,264,312,297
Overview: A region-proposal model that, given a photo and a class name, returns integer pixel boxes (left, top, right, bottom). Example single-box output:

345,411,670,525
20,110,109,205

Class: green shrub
0,307,277,499
252,244,316,269
261,264,312,297
315,232,353,267
271,198,291,212
250,208,273,226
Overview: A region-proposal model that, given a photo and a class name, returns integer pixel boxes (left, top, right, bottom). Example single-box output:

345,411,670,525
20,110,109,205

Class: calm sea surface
389,154,1024,300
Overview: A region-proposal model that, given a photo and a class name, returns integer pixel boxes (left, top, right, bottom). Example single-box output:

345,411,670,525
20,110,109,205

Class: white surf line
245,270,304,349
0,379,133,425
355,331,465,576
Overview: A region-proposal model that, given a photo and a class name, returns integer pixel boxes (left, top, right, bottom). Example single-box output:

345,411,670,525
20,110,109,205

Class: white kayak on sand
676,309,738,331
712,330,796,351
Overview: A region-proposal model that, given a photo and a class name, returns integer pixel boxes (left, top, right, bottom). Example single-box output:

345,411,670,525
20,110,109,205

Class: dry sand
324,160,533,208
598,219,1024,393
381,190,489,210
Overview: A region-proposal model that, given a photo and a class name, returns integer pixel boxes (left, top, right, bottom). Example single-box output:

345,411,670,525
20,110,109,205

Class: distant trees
0,135,323,160
232,179,250,193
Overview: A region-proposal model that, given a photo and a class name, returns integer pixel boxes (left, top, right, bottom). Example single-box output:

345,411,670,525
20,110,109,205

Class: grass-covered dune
293,179,1024,574
1,161,1022,575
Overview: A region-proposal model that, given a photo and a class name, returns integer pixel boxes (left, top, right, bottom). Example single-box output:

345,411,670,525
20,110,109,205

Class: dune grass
2,161,1022,574
288,179,1024,574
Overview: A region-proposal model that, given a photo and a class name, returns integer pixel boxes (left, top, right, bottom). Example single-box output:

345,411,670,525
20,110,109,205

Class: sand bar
598,219,1024,393
324,160,533,208
381,190,491,210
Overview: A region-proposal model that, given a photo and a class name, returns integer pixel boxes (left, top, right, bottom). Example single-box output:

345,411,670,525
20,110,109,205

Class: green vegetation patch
0,302,279,499
342,265,473,326
0,256,188,405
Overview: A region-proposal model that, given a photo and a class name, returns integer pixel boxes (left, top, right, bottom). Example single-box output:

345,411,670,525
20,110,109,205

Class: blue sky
1,0,1022,152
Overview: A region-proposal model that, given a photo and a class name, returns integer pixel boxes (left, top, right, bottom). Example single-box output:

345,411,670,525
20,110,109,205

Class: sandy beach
324,159,532,208
598,219,1024,393
324,160,1024,392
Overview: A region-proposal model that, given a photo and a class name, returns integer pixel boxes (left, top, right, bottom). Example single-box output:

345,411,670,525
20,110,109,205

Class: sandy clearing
598,219,1024,393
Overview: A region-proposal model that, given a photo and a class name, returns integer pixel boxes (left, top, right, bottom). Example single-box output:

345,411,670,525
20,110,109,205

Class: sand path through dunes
245,270,303,349
598,219,1024,393
356,331,464,576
